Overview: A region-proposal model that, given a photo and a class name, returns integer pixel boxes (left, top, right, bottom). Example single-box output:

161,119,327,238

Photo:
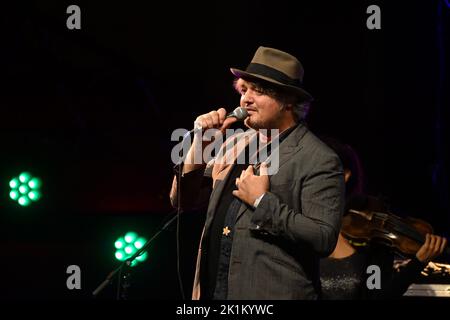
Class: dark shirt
205,162,248,299
320,250,367,299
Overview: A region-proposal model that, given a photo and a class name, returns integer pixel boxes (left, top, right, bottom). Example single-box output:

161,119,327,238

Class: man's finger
439,238,448,254
217,108,226,124
220,117,237,132
260,162,269,176
424,233,430,247
246,165,254,175
434,239,442,254
433,236,442,252
204,116,213,129
429,235,437,250
209,111,220,126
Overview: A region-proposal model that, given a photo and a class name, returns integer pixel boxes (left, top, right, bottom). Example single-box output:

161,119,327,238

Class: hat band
246,63,302,87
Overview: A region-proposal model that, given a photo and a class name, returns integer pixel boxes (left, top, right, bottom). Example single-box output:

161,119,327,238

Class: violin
341,208,436,257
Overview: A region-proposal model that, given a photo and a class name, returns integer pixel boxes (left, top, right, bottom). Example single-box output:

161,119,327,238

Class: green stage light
9,172,42,206
9,190,19,201
115,251,125,261
28,191,41,201
28,178,42,189
18,196,30,206
19,185,29,194
134,237,146,249
124,231,138,243
9,178,19,189
114,231,148,267
135,251,148,262
19,172,31,183
115,237,125,249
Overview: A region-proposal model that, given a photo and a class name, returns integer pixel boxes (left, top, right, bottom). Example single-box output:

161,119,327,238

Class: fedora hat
230,46,313,102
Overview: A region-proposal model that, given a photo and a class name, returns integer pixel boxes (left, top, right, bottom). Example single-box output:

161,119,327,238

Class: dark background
0,0,449,300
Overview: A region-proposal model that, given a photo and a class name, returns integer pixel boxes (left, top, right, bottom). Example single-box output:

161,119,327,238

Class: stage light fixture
9,172,42,206
114,231,148,267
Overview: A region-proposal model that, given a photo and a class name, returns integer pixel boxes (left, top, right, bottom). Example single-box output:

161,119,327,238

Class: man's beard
245,114,281,130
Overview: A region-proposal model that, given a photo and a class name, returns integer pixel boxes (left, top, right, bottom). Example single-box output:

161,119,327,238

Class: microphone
226,106,249,120
178,106,249,165
191,107,248,133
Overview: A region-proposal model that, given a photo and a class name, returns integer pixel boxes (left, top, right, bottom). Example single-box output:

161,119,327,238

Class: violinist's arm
365,234,447,299
385,234,447,298
361,243,418,299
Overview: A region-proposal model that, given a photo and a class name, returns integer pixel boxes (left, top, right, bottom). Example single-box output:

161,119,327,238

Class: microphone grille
234,107,248,121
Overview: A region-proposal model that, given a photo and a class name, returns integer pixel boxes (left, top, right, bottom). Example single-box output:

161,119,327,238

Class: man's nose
241,90,254,105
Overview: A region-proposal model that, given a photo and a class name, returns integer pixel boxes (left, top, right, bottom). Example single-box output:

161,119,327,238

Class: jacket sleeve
169,162,213,211
249,151,345,257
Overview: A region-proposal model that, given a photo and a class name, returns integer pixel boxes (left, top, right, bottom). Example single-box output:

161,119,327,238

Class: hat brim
230,68,313,102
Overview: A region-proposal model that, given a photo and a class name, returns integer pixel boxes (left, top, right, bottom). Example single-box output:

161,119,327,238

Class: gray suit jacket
170,123,345,299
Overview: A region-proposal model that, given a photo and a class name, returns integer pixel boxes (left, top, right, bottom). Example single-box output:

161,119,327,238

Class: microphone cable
175,131,190,300
176,167,186,300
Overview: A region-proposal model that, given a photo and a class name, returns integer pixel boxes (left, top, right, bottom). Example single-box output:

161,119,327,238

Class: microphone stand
92,209,181,299
92,126,196,299
93,112,245,298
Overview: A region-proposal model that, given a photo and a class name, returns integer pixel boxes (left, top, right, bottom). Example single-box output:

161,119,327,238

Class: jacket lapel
235,123,309,222
204,130,258,233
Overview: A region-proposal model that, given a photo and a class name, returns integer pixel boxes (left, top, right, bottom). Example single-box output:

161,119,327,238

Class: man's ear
344,169,352,184
283,103,294,111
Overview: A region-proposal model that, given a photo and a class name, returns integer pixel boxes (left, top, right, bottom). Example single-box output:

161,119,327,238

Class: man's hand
194,108,237,134
416,233,448,264
232,163,269,206
183,108,236,173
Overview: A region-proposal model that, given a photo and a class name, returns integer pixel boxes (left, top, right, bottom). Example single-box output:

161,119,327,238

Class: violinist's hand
416,234,448,264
